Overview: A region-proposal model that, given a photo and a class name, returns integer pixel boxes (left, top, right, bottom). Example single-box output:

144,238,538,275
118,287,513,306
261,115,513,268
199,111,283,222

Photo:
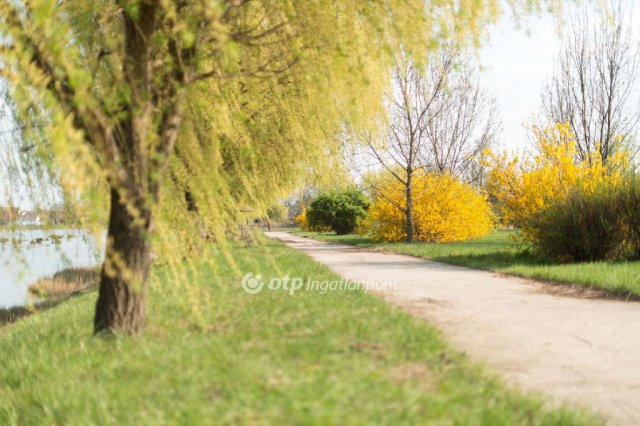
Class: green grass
0,236,597,425
295,230,640,298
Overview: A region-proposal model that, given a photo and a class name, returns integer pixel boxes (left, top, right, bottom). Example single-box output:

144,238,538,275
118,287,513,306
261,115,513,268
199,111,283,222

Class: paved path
266,232,640,425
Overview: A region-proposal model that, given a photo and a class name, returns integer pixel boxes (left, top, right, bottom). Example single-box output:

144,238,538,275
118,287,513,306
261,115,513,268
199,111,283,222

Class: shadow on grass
298,230,551,270
427,251,640,301
0,298,70,327
429,251,546,271
326,236,375,247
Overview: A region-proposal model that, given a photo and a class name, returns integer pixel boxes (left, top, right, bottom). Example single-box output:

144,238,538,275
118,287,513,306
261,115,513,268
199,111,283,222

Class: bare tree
365,50,499,241
366,56,449,242
423,54,500,182
541,3,640,162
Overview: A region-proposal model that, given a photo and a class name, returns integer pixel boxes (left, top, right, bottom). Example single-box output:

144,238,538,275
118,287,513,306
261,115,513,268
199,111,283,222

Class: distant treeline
0,207,78,225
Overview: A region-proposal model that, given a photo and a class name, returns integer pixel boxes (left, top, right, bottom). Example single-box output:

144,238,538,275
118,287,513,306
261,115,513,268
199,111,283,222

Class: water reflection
0,229,102,309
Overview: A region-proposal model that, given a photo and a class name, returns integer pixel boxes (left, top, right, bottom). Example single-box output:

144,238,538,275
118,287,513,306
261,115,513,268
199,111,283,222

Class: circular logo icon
241,272,263,295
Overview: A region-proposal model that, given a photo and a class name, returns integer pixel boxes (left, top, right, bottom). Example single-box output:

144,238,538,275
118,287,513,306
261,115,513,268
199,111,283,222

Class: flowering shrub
294,207,310,230
364,171,495,242
483,123,629,241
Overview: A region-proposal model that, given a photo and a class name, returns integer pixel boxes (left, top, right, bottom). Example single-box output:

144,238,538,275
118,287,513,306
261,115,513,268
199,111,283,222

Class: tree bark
94,188,153,334
405,171,415,243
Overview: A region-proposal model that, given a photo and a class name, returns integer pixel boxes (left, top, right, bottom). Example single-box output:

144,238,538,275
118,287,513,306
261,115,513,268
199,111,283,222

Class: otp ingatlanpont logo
241,272,264,294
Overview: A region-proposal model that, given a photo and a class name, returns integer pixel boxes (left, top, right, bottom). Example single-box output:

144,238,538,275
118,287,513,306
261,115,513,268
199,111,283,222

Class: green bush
525,177,640,262
620,177,640,254
307,188,369,235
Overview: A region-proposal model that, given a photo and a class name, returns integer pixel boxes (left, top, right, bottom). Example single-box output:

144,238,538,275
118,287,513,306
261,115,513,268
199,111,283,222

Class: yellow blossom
364,171,495,242
483,123,629,241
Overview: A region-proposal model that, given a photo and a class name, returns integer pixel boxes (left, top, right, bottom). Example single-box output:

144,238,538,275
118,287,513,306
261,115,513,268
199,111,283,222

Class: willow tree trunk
94,189,153,334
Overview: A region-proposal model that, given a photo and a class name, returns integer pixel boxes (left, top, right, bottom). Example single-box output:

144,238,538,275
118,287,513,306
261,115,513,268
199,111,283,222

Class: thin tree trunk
406,171,414,243
94,188,153,334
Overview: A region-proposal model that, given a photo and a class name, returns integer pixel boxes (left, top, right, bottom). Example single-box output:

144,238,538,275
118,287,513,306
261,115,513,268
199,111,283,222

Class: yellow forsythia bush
483,123,628,241
364,171,495,242
294,207,310,230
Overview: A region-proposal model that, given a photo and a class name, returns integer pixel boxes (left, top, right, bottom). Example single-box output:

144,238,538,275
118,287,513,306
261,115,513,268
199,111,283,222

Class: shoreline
0,267,99,328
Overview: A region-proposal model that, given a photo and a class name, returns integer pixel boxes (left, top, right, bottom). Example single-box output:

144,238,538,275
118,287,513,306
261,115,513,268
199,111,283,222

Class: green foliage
620,177,640,252
307,188,369,235
526,188,628,262
0,0,553,238
525,177,640,262
0,237,596,424
0,0,563,331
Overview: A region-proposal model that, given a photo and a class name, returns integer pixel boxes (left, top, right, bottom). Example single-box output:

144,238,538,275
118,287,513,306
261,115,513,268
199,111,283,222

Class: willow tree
0,0,544,334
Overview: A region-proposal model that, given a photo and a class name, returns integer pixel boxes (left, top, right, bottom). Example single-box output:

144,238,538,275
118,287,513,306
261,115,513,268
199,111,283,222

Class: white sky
479,11,560,151
480,1,640,151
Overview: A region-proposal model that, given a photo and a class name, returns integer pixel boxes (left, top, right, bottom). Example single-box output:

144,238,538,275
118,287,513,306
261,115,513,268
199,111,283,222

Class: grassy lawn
0,236,596,425
295,230,640,298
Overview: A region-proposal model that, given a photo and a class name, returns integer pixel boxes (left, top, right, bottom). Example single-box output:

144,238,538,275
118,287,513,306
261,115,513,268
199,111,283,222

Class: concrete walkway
266,232,640,425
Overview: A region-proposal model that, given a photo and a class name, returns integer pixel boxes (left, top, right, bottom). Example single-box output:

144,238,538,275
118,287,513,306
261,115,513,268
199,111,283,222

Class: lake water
0,229,103,309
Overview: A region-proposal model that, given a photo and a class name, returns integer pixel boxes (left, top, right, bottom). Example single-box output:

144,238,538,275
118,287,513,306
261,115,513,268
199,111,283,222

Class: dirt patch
350,341,388,358
497,272,640,302
388,363,435,389
530,280,613,299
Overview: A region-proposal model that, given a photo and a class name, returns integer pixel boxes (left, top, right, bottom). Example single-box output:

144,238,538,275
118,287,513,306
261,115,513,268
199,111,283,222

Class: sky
479,10,560,151
480,1,640,152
